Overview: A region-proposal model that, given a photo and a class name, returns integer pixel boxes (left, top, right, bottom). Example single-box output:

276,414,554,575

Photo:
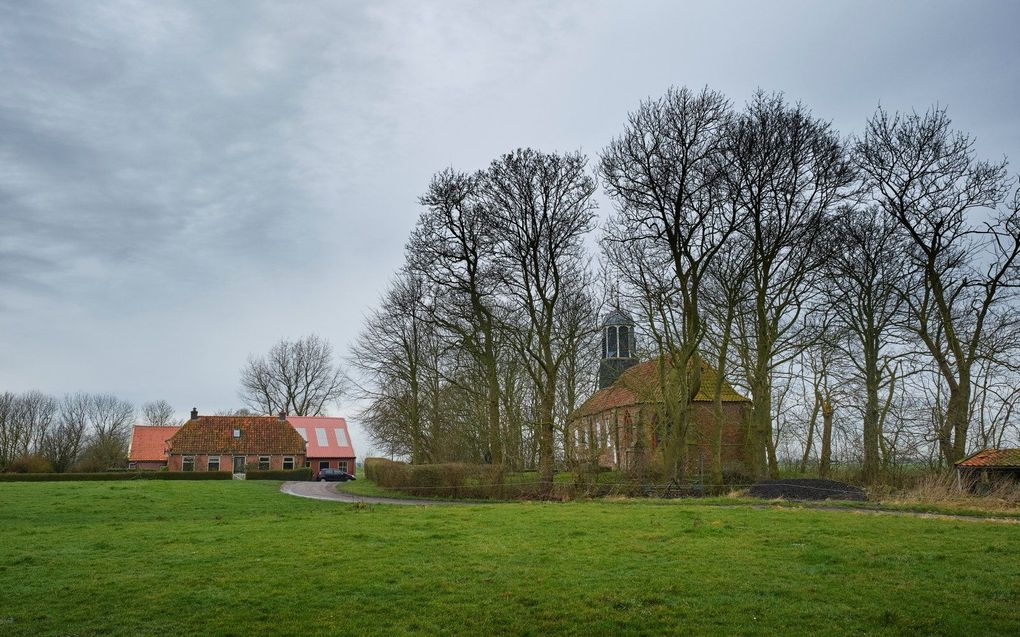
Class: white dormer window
334,428,348,446
315,428,328,446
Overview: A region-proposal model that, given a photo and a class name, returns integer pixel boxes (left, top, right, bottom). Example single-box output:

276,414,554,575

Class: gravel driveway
280,480,469,505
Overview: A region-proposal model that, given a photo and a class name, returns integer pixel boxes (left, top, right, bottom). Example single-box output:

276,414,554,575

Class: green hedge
364,458,510,499
0,471,232,482
244,468,312,481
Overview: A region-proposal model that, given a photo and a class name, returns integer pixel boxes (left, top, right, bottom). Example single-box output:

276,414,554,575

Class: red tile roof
956,448,1020,468
572,357,748,419
128,426,181,462
167,416,305,455
288,416,356,459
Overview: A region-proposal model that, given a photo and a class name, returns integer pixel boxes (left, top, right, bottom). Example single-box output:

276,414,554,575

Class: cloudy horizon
2,0,1019,456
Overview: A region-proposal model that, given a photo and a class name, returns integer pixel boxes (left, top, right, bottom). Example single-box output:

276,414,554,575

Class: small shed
955,448,1020,488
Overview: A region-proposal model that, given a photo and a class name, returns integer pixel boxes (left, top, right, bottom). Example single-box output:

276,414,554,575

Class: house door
233,456,246,473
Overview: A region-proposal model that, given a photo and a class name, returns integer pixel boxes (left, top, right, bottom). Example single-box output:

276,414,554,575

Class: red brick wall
167,454,306,472
571,401,752,477
308,457,356,478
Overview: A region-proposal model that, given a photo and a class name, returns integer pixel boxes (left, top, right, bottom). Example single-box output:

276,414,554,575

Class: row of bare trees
352,85,1020,484
0,392,177,472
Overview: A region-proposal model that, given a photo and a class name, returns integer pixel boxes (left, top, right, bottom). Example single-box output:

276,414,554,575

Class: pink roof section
287,416,356,460
128,425,181,462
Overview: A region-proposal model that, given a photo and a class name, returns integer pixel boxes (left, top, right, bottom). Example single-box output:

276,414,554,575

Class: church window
607,326,618,358
618,326,630,358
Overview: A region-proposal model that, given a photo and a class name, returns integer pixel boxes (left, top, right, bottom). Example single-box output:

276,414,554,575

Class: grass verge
2,481,1019,636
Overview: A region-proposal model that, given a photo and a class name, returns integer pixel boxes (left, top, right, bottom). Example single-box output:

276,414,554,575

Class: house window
295,427,308,442
339,461,348,473
128,462,137,469
304,460,310,468
208,456,220,471
315,428,329,446
334,428,348,446
258,456,270,470
182,456,195,472
319,461,329,471
283,457,294,470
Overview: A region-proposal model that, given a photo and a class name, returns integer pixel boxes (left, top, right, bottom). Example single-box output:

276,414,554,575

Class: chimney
190,407,198,420
278,411,287,422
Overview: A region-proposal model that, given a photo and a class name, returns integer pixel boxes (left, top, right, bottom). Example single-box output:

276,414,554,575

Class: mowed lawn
1,483,1017,637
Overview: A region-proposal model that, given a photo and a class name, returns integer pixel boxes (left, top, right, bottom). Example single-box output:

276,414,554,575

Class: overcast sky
2,0,1018,456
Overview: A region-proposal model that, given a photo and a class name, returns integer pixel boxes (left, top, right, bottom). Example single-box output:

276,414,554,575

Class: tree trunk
538,374,557,493
861,360,881,484
819,396,833,478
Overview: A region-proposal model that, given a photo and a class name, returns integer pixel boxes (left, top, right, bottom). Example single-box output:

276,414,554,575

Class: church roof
603,308,633,326
571,357,749,420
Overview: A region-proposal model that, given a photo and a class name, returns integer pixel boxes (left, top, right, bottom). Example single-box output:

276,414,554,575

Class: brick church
569,308,752,476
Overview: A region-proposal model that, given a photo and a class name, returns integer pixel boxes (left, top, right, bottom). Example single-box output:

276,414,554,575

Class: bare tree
482,148,598,488
408,169,506,464
601,86,738,479
0,391,58,470
73,394,135,471
350,272,439,463
240,334,346,416
819,206,906,482
37,393,89,472
142,400,180,427
726,91,857,478
856,105,1020,465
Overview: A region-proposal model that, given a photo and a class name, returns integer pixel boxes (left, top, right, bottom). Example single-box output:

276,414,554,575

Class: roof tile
957,448,1020,468
167,416,305,455
128,426,181,462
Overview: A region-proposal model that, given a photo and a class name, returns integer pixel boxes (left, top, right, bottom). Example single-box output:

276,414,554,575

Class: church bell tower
598,307,639,389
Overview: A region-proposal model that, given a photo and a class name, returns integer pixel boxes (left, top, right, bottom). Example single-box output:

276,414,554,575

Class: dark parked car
317,468,356,482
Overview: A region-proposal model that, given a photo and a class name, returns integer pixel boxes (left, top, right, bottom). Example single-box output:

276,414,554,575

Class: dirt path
280,480,472,505
278,481,1020,523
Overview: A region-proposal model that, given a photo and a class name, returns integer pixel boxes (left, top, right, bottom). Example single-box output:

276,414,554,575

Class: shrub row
244,468,312,481
365,457,511,499
0,471,232,482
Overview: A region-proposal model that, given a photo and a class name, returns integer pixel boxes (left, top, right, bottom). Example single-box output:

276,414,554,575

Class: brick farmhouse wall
167,454,306,472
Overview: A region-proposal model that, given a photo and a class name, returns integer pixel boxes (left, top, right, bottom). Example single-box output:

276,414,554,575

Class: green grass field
1,481,1018,636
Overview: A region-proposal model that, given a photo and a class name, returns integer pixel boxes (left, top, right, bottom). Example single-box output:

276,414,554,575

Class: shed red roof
572,357,748,419
956,448,1020,468
128,426,181,462
167,416,305,455
288,416,356,459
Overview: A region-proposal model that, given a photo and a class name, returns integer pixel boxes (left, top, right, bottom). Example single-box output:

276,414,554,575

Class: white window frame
339,461,348,473
182,456,195,472
258,456,270,471
283,456,294,470
334,428,348,446
208,456,220,471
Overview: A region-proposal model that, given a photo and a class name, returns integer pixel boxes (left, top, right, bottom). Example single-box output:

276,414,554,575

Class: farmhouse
127,411,357,477
570,308,752,476
166,411,306,473
289,415,356,477
127,425,180,470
